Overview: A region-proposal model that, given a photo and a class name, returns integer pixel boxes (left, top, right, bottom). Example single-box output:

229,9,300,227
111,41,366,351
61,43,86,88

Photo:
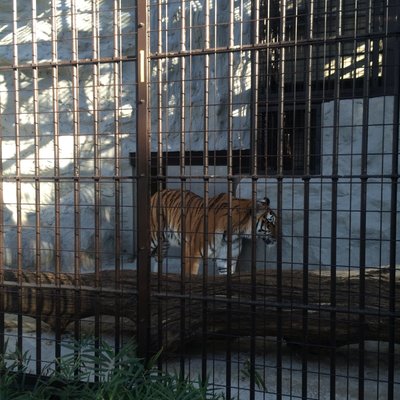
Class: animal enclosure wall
0,0,399,399
0,0,138,377
0,0,136,272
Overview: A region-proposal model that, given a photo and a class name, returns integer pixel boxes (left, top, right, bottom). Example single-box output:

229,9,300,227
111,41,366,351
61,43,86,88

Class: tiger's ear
256,197,270,212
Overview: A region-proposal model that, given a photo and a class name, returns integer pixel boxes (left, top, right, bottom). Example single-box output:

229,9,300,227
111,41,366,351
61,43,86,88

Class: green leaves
0,339,223,400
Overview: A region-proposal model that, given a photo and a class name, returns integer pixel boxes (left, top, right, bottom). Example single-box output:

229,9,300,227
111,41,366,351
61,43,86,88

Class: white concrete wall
0,0,136,271
237,96,400,270
1,0,398,272
149,0,252,152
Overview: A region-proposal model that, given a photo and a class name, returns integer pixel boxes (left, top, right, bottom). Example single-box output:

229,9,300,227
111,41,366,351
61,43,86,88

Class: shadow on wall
0,0,137,272
3,185,119,273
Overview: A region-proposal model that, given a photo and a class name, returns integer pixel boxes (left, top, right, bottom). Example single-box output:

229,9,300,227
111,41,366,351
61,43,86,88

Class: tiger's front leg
184,243,201,275
151,238,170,263
216,258,238,275
215,236,242,275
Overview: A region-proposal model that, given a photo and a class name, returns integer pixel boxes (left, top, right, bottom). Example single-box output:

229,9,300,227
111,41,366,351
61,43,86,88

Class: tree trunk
0,268,398,351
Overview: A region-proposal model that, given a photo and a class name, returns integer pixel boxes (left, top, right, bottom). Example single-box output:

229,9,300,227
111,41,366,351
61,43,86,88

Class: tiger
150,189,277,275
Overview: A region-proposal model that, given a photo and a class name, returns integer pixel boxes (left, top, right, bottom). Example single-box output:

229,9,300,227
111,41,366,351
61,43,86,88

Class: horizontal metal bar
1,281,137,296
151,290,400,319
0,55,136,72
1,279,397,319
0,175,133,182
149,31,399,60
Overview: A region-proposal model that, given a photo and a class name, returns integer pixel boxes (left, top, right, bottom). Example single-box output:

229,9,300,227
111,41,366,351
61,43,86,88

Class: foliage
240,358,267,392
0,339,223,400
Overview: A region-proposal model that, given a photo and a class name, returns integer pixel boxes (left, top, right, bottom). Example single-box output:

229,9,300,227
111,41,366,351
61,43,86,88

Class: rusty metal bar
12,0,23,357
388,4,400,398
249,0,260,398
0,0,397,396
0,56,135,72
92,0,101,288
31,0,40,280
31,0,43,376
113,0,122,271
113,0,122,352
224,0,235,397
91,0,101,354
178,0,187,379
148,33,389,61
50,0,62,362
201,0,210,386
358,2,373,396
155,0,163,364
261,0,272,175
301,1,314,397
0,60,4,352
330,0,343,397
275,1,287,398
136,0,151,360
70,0,81,344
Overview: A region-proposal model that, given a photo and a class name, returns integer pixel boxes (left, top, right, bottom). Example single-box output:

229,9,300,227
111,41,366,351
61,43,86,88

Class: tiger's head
257,197,278,245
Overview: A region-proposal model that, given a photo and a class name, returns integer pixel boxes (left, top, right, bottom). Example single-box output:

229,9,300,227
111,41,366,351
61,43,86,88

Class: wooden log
0,268,398,350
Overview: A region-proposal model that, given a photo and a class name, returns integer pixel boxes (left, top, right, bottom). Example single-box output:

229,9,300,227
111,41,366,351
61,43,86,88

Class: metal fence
0,0,399,399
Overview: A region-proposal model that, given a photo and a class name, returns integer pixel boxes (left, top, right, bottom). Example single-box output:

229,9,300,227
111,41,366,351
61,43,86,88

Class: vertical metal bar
32,0,40,277
262,0,272,175
302,1,314,398
330,0,342,397
277,1,286,179
388,5,400,398
51,0,62,361
179,0,187,378
156,0,163,360
12,0,23,357
201,0,210,386
136,0,151,360
358,3,373,398
249,0,260,399
31,0,42,376
276,2,286,399
0,81,4,352
302,0,314,398
91,0,101,370
70,0,81,342
225,0,234,397
92,0,101,289
113,0,122,351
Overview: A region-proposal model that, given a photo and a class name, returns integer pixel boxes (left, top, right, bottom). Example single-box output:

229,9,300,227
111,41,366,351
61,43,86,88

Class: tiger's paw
217,267,228,275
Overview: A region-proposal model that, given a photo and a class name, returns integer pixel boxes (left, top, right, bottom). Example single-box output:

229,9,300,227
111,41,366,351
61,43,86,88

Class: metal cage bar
136,0,151,360
0,1,397,399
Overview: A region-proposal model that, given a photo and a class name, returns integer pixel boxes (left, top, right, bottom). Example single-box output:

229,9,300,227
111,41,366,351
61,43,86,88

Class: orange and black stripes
150,189,277,275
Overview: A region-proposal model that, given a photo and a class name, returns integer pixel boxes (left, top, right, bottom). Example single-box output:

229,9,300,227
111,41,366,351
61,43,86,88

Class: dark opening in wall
258,105,321,176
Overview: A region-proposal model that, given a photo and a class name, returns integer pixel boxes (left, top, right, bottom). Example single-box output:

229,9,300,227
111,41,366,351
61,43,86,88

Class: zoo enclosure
0,0,399,399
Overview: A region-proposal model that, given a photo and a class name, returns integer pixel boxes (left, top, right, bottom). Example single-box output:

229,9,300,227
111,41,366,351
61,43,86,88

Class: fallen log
0,268,398,350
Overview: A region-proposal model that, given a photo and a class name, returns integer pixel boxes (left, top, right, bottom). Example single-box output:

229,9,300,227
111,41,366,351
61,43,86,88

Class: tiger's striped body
150,189,277,275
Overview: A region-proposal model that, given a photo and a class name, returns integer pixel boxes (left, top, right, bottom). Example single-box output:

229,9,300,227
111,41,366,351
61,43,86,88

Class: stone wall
1,0,398,272
0,0,136,271
237,96,400,270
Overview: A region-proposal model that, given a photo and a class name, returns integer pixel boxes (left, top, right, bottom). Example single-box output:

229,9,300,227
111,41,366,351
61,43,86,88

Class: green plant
240,358,267,392
0,338,223,400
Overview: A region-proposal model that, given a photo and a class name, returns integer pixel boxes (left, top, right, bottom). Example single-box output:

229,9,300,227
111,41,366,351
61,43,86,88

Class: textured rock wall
1,0,398,272
149,0,252,152
0,0,136,271
237,96,400,270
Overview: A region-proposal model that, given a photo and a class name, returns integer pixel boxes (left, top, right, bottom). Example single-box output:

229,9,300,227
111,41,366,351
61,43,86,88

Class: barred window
257,0,397,177
259,106,320,176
